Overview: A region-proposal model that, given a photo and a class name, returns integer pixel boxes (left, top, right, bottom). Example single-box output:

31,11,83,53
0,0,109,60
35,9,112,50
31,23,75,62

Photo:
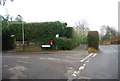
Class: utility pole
18,15,25,51
109,33,111,44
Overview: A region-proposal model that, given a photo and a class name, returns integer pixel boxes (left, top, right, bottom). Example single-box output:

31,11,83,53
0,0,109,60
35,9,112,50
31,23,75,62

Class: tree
0,0,13,6
74,19,89,36
1,15,15,50
14,16,22,22
100,25,117,36
100,25,118,43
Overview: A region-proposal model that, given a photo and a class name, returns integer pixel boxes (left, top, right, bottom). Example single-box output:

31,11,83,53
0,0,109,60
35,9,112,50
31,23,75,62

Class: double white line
80,53,97,63
72,53,97,77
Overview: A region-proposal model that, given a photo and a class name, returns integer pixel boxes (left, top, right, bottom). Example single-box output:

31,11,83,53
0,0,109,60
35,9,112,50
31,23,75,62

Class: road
2,45,119,80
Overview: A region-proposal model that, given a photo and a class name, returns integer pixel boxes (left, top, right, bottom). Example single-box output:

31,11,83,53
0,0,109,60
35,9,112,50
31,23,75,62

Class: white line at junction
80,53,93,62
18,57,30,59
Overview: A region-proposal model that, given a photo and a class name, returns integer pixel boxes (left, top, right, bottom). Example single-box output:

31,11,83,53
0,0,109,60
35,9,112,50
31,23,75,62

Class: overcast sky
0,0,119,32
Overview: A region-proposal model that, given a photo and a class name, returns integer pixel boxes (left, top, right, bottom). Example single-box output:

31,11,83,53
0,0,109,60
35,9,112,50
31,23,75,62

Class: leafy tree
100,25,118,43
1,15,15,50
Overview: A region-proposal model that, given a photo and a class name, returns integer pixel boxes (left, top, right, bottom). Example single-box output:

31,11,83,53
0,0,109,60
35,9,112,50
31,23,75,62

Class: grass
87,47,99,53
16,46,42,52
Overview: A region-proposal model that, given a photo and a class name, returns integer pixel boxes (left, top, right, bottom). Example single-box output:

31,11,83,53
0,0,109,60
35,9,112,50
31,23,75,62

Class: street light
109,32,111,44
18,15,25,51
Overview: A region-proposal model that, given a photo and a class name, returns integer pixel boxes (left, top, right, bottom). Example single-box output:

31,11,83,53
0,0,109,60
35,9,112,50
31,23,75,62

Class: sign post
55,34,59,50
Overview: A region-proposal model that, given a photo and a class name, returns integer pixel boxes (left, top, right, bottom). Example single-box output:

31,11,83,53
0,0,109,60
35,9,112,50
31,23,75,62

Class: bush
9,21,67,42
87,31,99,50
79,34,87,44
52,27,81,50
54,37,72,50
64,27,74,38
8,22,82,50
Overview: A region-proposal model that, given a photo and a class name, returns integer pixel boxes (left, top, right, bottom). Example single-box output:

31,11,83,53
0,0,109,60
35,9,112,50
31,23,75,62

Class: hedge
52,27,81,50
9,21,67,41
53,37,72,50
87,31,99,50
8,21,82,50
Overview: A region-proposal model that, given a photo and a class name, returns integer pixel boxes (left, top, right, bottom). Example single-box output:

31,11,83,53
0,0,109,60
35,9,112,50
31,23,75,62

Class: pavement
1,44,119,81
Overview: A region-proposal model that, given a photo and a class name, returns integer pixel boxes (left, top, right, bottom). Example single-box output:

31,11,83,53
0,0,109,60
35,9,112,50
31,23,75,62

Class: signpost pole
55,34,59,50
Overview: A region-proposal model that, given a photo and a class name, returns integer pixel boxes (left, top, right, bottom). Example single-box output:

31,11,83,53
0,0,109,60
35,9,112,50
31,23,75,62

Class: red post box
50,40,53,45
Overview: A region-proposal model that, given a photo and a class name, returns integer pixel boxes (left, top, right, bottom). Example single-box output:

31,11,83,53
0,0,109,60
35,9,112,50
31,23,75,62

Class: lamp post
18,15,25,51
109,32,111,44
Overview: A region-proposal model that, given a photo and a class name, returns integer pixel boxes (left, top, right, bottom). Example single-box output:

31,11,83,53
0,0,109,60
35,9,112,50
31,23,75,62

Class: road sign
42,45,51,47
56,34,59,38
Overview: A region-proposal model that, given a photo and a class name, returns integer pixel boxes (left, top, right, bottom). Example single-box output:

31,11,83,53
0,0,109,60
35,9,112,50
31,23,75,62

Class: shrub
64,27,74,38
79,34,87,44
87,31,99,50
54,37,72,50
52,27,81,50
9,21,67,42
8,22,82,50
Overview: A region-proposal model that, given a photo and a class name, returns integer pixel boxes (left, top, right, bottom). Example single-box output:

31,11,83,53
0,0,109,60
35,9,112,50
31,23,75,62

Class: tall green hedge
9,21,67,44
87,31,99,50
53,27,81,50
8,21,81,50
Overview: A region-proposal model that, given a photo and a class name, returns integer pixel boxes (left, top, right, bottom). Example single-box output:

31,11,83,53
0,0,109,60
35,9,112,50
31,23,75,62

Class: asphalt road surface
2,45,119,80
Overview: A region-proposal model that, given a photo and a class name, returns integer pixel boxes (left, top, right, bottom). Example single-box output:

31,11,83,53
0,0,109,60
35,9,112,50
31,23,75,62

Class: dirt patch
87,47,99,53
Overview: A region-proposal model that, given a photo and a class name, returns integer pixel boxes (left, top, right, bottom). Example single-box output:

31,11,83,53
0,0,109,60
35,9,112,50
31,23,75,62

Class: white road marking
77,71,80,74
65,67,75,77
39,57,46,60
3,65,8,67
72,73,77,77
18,57,30,59
40,57,61,61
80,53,93,62
72,71,79,77
73,71,78,75
79,65,85,71
86,60,89,62
17,60,33,63
66,56,81,60
67,53,97,81
47,58,60,61
66,52,97,80
92,53,97,57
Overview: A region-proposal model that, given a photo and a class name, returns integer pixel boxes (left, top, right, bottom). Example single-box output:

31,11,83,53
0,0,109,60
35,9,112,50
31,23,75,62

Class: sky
0,0,119,32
